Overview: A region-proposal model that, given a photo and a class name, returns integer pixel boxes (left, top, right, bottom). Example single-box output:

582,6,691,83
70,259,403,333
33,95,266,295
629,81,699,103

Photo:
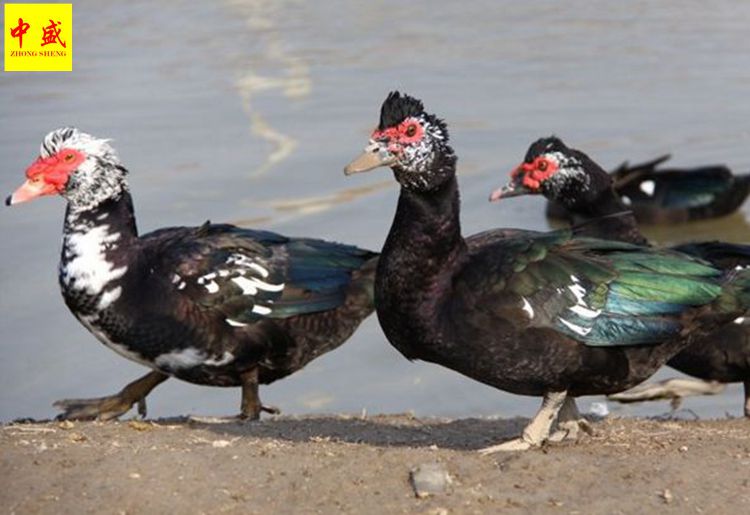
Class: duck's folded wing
462,230,731,347
139,223,375,325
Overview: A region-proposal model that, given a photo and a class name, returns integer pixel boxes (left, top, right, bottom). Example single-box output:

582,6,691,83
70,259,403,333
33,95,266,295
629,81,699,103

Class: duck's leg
239,368,280,420
744,379,750,418
54,370,169,421
189,368,280,424
478,390,567,454
548,397,594,442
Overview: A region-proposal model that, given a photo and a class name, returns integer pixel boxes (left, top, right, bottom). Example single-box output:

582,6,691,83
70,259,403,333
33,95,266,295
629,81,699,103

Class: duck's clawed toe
260,404,281,415
54,371,167,422
54,394,139,421
548,418,594,443
478,437,534,454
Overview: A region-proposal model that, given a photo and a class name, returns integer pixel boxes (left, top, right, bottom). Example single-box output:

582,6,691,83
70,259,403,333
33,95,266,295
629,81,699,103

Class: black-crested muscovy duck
492,136,750,416
343,92,750,452
545,152,750,224
6,127,377,421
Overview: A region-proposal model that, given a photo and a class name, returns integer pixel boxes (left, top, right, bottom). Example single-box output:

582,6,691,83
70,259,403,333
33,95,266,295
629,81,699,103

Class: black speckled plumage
61,194,377,388
10,128,377,420
346,93,750,447
504,136,750,416
546,151,750,224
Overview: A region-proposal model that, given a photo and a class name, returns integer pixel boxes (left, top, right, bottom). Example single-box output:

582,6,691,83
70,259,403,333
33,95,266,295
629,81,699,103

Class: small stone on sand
410,462,452,498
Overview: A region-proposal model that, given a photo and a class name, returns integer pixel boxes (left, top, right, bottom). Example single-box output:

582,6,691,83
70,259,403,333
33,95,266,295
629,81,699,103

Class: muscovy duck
491,136,750,416
344,92,750,452
545,152,750,225
6,128,377,421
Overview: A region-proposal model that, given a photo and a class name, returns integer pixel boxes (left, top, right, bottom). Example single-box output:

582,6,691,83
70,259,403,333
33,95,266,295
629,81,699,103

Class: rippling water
1,0,749,422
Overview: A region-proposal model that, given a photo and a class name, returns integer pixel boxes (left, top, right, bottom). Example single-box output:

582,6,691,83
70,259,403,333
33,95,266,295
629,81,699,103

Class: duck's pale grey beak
344,141,397,175
489,175,532,202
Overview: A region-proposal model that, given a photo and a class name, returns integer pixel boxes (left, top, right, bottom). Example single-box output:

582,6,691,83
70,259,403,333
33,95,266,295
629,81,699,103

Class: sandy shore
2,414,749,514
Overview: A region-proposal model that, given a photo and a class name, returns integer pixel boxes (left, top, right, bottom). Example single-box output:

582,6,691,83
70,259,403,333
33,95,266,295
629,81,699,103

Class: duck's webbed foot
548,397,594,443
479,391,567,455
188,405,281,425
188,368,280,424
54,371,169,421
608,378,725,409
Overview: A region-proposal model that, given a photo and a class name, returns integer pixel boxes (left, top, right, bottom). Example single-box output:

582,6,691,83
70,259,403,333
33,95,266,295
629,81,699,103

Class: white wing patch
639,180,656,196
559,317,593,336
252,304,272,315
568,304,602,319
521,297,534,319
558,275,600,336
187,253,284,316
230,275,284,295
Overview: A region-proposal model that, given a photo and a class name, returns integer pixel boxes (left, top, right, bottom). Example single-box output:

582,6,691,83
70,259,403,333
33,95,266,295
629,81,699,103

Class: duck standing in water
491,136,750,416
345,92,750,452
7,128,377,421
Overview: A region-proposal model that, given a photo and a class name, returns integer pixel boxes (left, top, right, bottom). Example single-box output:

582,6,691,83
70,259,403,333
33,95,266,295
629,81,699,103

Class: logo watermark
4,3,72,72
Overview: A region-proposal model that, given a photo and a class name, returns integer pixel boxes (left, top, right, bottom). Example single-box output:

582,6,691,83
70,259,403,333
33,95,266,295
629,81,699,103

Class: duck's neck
567,187,648,246
59,191,139,315
376,172,466,354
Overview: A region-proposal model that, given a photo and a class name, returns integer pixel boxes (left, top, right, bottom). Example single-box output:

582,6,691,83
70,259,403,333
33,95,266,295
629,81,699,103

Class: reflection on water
642,212,750,246
232,0,310,178
0,0,749,423
262,181,393,216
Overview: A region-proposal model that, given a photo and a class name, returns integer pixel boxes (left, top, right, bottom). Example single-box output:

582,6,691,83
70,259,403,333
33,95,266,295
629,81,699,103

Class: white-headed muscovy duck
491,136,750,416
6,127,377,421
344,92,750,452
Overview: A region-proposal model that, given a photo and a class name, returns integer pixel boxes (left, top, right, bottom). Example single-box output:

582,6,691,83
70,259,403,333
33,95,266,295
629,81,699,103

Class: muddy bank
2,414,749,514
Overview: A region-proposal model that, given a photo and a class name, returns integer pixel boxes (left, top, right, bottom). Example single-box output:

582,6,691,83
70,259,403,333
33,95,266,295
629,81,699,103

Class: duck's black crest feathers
379,91,425,129
524,136,567,162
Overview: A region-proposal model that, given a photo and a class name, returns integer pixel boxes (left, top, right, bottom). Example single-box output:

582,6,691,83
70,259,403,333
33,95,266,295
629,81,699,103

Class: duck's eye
31,176,42,184
405,124,417,137
537,159,548,172
64,153,75,162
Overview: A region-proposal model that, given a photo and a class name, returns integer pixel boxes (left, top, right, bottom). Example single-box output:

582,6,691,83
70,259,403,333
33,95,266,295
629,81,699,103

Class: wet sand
2,415,749,514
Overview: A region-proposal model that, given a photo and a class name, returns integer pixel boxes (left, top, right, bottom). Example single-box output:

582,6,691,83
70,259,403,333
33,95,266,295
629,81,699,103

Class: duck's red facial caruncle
371,117,425,154
344,117,426,175
489,155,559,201
6,148,86,206
513,155,560,190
